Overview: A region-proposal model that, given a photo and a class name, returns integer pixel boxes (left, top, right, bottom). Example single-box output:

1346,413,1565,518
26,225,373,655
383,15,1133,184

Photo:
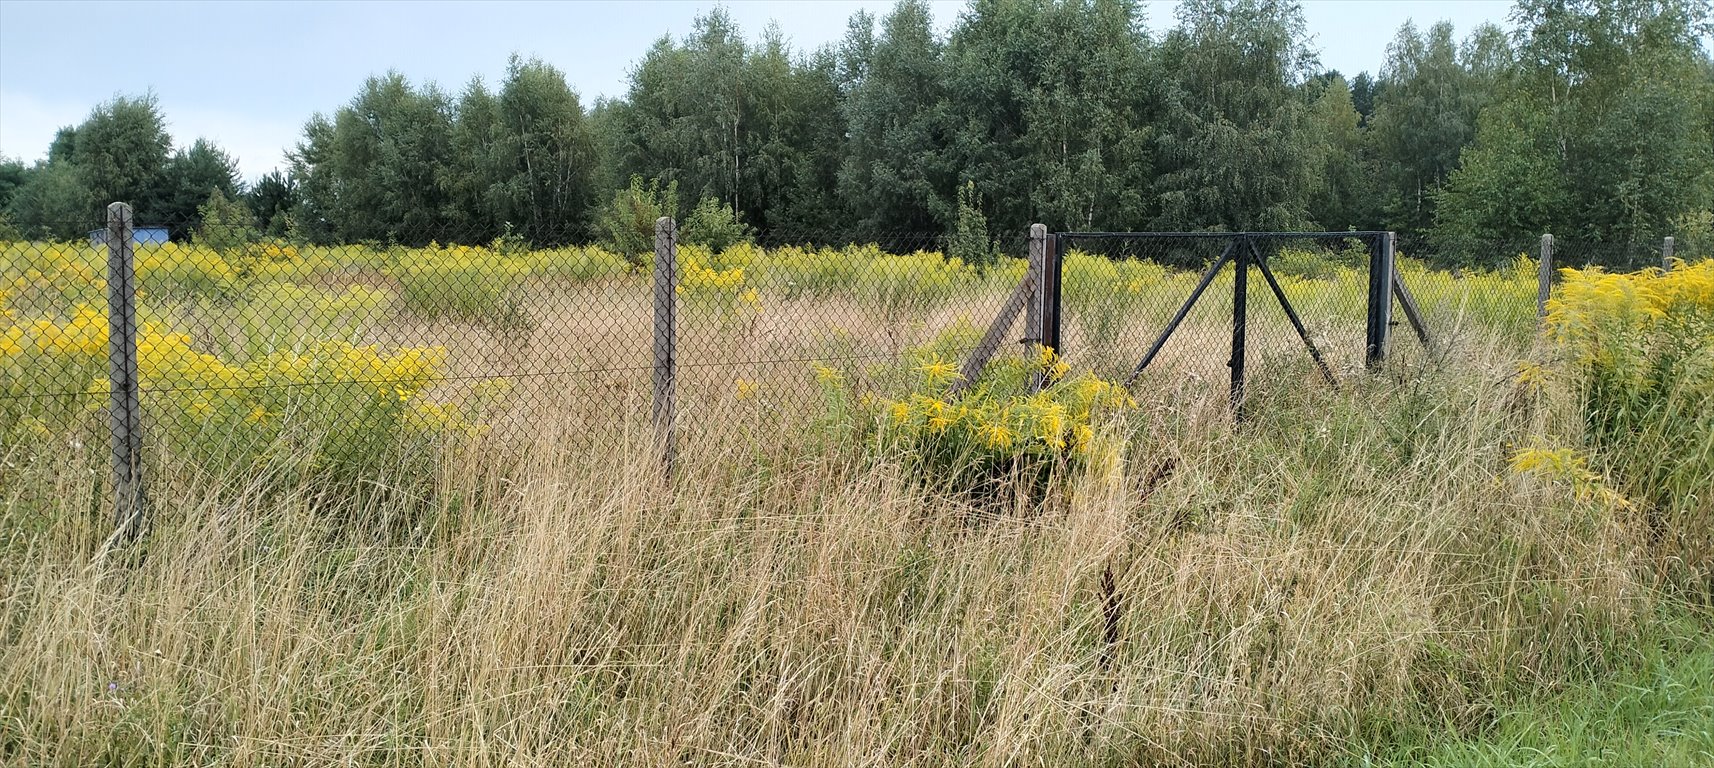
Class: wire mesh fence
0,206,1694,526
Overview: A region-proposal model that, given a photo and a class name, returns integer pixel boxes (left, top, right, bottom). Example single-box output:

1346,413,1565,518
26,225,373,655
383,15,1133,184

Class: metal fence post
1364,232,1396,369
1229,235,1250,416
1025,223,1044,349
1537,233,1554,321
1663,236,1674,271
105,202,146,543
652,217,677,479
1027,232,1065,392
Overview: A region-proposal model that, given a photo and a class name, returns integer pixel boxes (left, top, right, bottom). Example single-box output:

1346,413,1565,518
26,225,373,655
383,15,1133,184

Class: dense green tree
60,95,174,218
837,0,952,236
158,139,243,235
0,158,28,212
1437,0,1714,244
1349,71,1382,124
246,170,301,236
1366,21,1507,236
1433,97,1571,243
499,57,597,243
4,161,94,240
1151,0,1319,231
1304,75,1379,230
965,0,1156,232
292,72,456,243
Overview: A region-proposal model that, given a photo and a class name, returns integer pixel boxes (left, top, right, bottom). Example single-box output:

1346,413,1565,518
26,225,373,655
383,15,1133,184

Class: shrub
391,243,531,329
193,188,261,256
825,345,1135,504
947,181,995,272
1542,259,1714,598
596,175,678,270
681,196,752,253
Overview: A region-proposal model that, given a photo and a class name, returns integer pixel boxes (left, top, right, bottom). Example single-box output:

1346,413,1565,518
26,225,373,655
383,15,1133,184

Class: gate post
1365,232,1396,369
1229,235,1249,417
1537,233,1554,321
1029,229,1064,392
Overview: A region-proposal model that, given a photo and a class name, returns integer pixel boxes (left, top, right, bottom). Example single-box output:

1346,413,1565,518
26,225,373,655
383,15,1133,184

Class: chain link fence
0,205,1693,532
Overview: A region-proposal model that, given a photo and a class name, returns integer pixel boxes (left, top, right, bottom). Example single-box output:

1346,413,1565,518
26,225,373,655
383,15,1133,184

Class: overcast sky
0,0,1513,181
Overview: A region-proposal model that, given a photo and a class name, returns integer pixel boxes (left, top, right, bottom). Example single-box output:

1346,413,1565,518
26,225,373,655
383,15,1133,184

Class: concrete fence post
652,217,677,479
105,202,146,544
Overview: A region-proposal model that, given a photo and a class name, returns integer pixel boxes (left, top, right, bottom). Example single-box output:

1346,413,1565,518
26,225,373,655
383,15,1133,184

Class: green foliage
1150,0,1319,232
16,0,1714,251
838,0,952,235
1366,21,1506,236
1544,261,1714,599
193,188,260,255
159,138,243,235
1304,75,1379,232
596,175,678,268
610,8,842,233
1436,0,1714,244
681,196,752,252
246,171,300,237
1432,98,1571,243
0,157,27,212
2,161,92,240
442,56,599,245
58,94,173,219
946,181,994,272
292,72,457,244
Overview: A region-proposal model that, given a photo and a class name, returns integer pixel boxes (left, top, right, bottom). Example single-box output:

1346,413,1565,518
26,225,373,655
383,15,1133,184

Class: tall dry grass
0,321,1658,766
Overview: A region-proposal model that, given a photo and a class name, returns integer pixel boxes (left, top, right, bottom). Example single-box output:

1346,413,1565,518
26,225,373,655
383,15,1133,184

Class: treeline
3,0,1711,249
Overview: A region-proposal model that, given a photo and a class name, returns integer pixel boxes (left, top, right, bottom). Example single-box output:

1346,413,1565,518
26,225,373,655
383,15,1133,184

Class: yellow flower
734,378,759,401
1035,345,1070,380
812,363,844,386
246,405,269,424
979,421,1014,449
889,401,912,425
916,357,961,387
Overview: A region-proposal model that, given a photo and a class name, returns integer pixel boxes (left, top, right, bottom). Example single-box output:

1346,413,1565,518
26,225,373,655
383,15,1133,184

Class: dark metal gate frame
1047,230,1434,419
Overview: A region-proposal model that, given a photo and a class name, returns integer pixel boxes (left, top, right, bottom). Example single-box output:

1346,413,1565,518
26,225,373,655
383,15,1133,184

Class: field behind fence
0,204,1690,527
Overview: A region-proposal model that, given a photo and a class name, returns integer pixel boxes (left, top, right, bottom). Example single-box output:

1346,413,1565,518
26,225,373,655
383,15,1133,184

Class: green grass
1353,610,1714,767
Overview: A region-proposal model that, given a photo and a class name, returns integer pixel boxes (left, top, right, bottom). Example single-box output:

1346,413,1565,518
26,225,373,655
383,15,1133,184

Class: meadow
1,235,1708,766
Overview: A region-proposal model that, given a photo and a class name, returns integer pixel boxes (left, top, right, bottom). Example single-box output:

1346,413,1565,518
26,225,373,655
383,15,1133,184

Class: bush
1540,259,1714,598
681,196,752,253
820,344,1135,505
596,175,678,270
193,189,260,256
391,243,531,329
947,181,995,272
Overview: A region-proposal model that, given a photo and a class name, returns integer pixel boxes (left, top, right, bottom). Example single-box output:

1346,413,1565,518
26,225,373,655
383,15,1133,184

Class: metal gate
958,228,1434,419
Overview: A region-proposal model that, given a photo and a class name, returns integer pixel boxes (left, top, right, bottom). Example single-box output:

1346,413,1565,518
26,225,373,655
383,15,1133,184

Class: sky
0,0,1513,181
